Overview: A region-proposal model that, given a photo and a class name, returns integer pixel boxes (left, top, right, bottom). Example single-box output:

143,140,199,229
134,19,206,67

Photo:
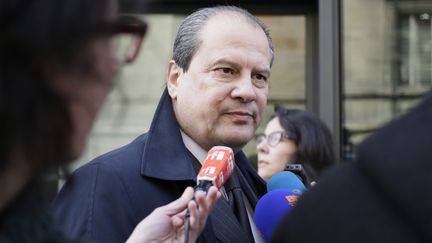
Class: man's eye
255,74,267,81
253,74,268,88
216,67,234,75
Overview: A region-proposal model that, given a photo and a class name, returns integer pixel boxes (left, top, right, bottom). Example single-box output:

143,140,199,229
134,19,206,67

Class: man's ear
167,60,182,99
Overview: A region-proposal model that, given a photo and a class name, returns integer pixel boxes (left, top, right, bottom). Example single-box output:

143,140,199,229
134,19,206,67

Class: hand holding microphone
126,186,220,243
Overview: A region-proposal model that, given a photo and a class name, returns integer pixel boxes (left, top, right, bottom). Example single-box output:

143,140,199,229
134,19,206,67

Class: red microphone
196,146,235,191
184,146,235,242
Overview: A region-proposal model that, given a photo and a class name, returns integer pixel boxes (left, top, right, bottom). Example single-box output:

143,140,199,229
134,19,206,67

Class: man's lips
225,111,255,121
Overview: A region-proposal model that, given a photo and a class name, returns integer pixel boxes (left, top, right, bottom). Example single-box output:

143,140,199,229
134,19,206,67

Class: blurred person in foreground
53,5,274,243
256,106,335,185
0,0,219,242
271,93,432,242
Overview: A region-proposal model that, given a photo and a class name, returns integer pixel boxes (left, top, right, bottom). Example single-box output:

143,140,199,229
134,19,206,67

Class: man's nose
231,74,256,102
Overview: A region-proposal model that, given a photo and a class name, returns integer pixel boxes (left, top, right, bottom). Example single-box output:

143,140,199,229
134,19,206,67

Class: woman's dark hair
273,105,335,175
0,0,117,173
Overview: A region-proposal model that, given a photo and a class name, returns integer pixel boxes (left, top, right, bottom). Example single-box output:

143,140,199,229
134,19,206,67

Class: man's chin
220,136,253,152
213,126,255,149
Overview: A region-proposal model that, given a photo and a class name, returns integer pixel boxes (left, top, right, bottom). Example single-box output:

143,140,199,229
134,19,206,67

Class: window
342,0,432,161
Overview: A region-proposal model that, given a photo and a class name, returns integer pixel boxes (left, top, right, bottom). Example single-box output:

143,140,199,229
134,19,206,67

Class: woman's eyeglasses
255,131,290,147
106,15,147,65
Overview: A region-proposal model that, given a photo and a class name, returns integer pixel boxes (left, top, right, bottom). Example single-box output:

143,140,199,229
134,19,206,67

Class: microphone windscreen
267,171,306,194
254,189,299,242
197,146,235,190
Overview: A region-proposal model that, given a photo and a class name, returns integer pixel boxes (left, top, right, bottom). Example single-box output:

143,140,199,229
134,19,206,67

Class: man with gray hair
53,5,274,243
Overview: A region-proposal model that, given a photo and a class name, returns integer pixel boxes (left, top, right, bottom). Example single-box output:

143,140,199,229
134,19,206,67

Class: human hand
126,186,220,243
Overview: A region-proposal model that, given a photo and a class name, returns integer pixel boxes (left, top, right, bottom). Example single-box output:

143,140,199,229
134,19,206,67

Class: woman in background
256,105,335,185
0,0,218,242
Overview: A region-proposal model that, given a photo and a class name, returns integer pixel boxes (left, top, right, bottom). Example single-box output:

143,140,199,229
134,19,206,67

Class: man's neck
180,130,208,164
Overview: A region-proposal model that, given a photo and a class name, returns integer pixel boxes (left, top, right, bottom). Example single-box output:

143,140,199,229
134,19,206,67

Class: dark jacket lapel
234,152,267,208
211,199,252,243
140,88,196,181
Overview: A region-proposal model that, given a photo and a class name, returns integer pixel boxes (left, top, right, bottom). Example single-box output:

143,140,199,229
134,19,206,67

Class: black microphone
285,163,318,187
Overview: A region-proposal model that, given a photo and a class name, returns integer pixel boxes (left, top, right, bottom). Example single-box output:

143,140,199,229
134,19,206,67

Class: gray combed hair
172,5,274,72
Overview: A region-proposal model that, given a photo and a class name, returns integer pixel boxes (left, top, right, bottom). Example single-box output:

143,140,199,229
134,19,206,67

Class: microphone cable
184,182,212,243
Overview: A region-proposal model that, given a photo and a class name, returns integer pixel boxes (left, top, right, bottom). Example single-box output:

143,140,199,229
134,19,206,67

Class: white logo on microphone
203,166,216,175
208,151,225,160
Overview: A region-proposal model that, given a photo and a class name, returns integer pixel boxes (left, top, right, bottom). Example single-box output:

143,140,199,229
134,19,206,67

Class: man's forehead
198,13,267,49
197,16,271,59
203,11,257,31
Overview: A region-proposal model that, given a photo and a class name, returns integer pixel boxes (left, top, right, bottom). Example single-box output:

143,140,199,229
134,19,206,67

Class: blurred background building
71,0,432,171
